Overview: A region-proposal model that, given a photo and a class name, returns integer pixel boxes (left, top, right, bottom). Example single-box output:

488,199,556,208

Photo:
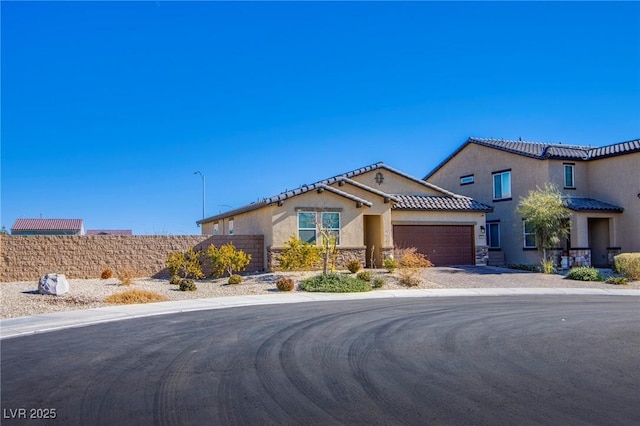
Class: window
460,174,474,185
493,170,511,200
486,222,500,249
213,223,219,235
523,221,536,248
564,163,575,188
298,212,317,243
297,211,341,244
228,219,234,235
321,212,340,245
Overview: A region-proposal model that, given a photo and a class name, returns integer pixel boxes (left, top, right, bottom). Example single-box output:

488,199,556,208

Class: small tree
516,183,571,263
206,243,251,277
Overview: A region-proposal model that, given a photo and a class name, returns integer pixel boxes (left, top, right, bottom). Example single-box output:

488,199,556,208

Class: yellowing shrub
614,253,640,280
105,290,168,305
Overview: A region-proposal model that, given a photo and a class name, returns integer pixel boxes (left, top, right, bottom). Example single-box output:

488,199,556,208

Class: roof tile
392,195,493,212
11,219,83,231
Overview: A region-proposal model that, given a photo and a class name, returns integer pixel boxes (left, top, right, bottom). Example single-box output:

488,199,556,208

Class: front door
588,218,610,267
364,215,382,268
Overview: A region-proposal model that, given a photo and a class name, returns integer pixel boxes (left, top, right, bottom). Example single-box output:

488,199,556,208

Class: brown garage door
393,225,475,266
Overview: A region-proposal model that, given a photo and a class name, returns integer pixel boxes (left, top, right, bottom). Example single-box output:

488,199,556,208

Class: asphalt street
2,296,639,425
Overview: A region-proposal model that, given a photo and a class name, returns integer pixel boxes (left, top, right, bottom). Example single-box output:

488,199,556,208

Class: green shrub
606,276,628,285
383,257,399,273
371,276,385,289
346,259,362,274
300,273,371,293
357,270,374,281
179,279,197,291
276,277,295,291
206,243,251,278
228,274,242,285
278,235,322,271
166,248,204,280
169,275,181,285
541,259,556,274
566,267,604,282
614,253,640,280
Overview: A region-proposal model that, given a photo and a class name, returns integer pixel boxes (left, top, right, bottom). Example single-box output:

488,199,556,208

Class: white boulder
38,273,70,296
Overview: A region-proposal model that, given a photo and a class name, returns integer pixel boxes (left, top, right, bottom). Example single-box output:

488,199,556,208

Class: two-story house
425,137,640,268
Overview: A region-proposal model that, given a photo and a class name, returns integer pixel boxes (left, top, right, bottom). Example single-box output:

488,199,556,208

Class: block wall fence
0,235,264,282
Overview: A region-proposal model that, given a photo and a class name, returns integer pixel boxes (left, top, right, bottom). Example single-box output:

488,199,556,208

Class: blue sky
2,1,638,235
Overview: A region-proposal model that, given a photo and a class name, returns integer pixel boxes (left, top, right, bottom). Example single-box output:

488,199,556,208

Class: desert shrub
397,268,422,287
614,253,640,280
118,268,136,286
346,259,362,274
541,259,556,274
105,289,168,304
179,279,197,291
101,268,113,279
395,247,434,268
357,270,374,281
566,266,604,282
166,247,204,280
300,273,371,293
206,243,251,278
228,274,243,285
169,275,181,285
276,277,295,291
278,235,322,271
371,276,385,289
383,257,399,273
606,276,629,285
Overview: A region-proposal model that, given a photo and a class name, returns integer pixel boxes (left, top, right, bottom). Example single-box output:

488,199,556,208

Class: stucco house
425,137,640,268
11,218,85,236
197,163,493,270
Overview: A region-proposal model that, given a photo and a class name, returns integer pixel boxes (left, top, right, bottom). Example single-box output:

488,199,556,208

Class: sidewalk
2,287,638,340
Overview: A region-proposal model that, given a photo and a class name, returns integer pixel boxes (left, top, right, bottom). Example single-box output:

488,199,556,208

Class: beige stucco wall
351,169,443,196
429,143,640,264
586,152,640,252
428,143,553,265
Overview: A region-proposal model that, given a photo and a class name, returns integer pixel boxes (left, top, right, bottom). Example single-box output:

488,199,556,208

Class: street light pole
194,171,205,220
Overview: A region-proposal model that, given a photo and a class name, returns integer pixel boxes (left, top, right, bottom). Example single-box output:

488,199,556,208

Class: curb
2,288,638,340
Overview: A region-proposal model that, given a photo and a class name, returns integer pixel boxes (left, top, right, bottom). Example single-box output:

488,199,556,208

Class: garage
393,225,475,265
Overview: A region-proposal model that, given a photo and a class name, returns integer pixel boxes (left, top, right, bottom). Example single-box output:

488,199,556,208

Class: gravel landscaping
1,266,637,319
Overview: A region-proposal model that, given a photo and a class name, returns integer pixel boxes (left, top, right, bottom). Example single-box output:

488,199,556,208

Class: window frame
228,219,234,235
492,169,512,201
213,222,219,235
564,163,576,189
460,174,475,186
298,212,317,244
321,211,341,245
523,220,537,249
486,221,501,249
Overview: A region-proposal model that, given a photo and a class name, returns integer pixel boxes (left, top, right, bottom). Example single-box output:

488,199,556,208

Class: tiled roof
11,218,83,231
588,139,640,158
424,137,640,179
197,162,475,225
86,230,133,236
328,162,461,198
392,195,494,212
562,197,623,213
197,182,373,224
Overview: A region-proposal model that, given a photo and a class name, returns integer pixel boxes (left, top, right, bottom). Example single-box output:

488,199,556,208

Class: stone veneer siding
0,235,264,282
267,246,366,271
